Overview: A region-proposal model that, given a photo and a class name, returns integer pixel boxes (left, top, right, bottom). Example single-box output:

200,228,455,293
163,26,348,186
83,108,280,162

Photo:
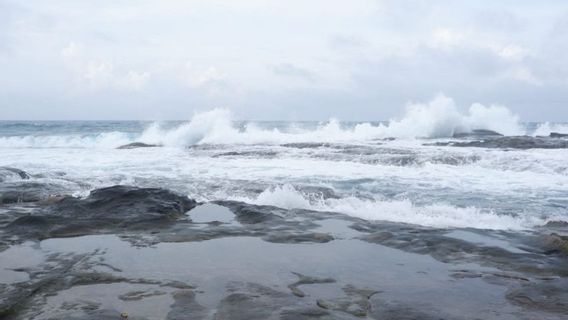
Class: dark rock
213,150,278,158
452,129,503,138
430,136,568,149
6,185,197,240
550,132,568,138
117,142,160,149
0,182,70,204
543,220,568,228
281,143,330,149
538,233,568,255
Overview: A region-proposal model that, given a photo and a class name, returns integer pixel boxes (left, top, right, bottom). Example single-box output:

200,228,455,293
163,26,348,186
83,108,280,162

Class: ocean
1,108,567,231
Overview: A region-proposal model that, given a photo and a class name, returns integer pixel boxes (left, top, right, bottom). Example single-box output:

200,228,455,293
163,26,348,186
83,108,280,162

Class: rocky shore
1,167,567,319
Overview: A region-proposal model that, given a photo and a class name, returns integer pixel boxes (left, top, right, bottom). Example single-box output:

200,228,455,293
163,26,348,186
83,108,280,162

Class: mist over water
1,95,568,230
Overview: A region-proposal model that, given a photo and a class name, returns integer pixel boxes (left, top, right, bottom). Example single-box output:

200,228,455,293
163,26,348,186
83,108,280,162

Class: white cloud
60,42,150,91
430,28,464,48
1,1,568,120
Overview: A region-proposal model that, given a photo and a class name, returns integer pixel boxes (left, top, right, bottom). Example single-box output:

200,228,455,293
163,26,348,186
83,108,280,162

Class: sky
1,0,568,121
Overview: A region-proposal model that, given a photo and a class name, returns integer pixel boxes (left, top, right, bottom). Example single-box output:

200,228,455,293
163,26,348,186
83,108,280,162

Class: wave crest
232,184,554,230
136,95,524,146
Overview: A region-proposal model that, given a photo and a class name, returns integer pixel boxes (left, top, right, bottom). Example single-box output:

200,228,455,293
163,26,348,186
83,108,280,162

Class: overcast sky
1,0,568,121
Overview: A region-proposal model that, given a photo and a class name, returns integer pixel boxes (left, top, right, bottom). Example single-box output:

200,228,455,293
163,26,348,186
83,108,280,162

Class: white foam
233,184,553,230
0,132,132,149
0,95,527,148
533,122,568,137
133,94,524,146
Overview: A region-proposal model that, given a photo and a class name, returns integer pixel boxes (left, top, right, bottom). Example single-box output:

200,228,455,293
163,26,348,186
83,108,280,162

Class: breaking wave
0,132,132,149
137,94,525,146
233,184,556,230
2,95,561,149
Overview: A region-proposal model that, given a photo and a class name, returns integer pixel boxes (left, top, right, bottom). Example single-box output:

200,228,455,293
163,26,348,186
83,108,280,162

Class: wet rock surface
117,142,161,149
430,135,568,149
0,184,567,319
452,129,504,138
3,185,197,241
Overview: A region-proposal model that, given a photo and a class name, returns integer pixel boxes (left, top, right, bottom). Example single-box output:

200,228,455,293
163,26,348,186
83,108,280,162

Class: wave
532,122,568,137
0,132,132,149
0,94,549,148
135,94,524,146
231,184,556,230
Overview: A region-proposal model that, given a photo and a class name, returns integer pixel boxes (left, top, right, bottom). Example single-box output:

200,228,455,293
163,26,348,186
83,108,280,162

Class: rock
166,290,208,320
506,278,568,314
263,232,334,244
0,167,30,182
543,220,568,228
0,181,70,204
287,272,336,297
550,132,568,138
539,233,568,255
430,136,568,149
6,185,197,240
117,142,160,149
452,129,503,138
315,285,379,317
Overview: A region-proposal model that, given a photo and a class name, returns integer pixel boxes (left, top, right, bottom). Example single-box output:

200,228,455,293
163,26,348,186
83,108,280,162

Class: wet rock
355,222,568,277
543,221,568,229
166,290,208,320
288,272,336,297
213,150,278,158
6,185,197,240
117,142,160,149
118,290,166,301
506,278,568,314
452,129,503,138
263,232,334,244
0,167,30,182
281,142,330,149
430,136,568,149
214,201,287,224
549,132,568,138
315,285,379,317
539,233,568,255
0,182,70,204
368,299,449,320
214,283,293,320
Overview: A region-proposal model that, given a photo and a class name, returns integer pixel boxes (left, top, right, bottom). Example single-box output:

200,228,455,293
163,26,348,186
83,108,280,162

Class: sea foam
232,184,556,230
137,94,525,147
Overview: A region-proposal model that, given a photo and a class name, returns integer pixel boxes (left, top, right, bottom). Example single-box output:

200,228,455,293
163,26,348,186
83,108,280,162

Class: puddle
187,203,237,225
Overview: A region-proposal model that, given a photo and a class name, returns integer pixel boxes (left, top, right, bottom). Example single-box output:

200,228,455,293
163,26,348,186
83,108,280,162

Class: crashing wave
135,94,524,147
231,184,559,230
1,94,557,148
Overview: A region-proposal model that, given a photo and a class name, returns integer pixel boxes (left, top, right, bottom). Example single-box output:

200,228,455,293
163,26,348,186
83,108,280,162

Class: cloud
271,63,314,81
60,42,150,91
0,1,567,120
